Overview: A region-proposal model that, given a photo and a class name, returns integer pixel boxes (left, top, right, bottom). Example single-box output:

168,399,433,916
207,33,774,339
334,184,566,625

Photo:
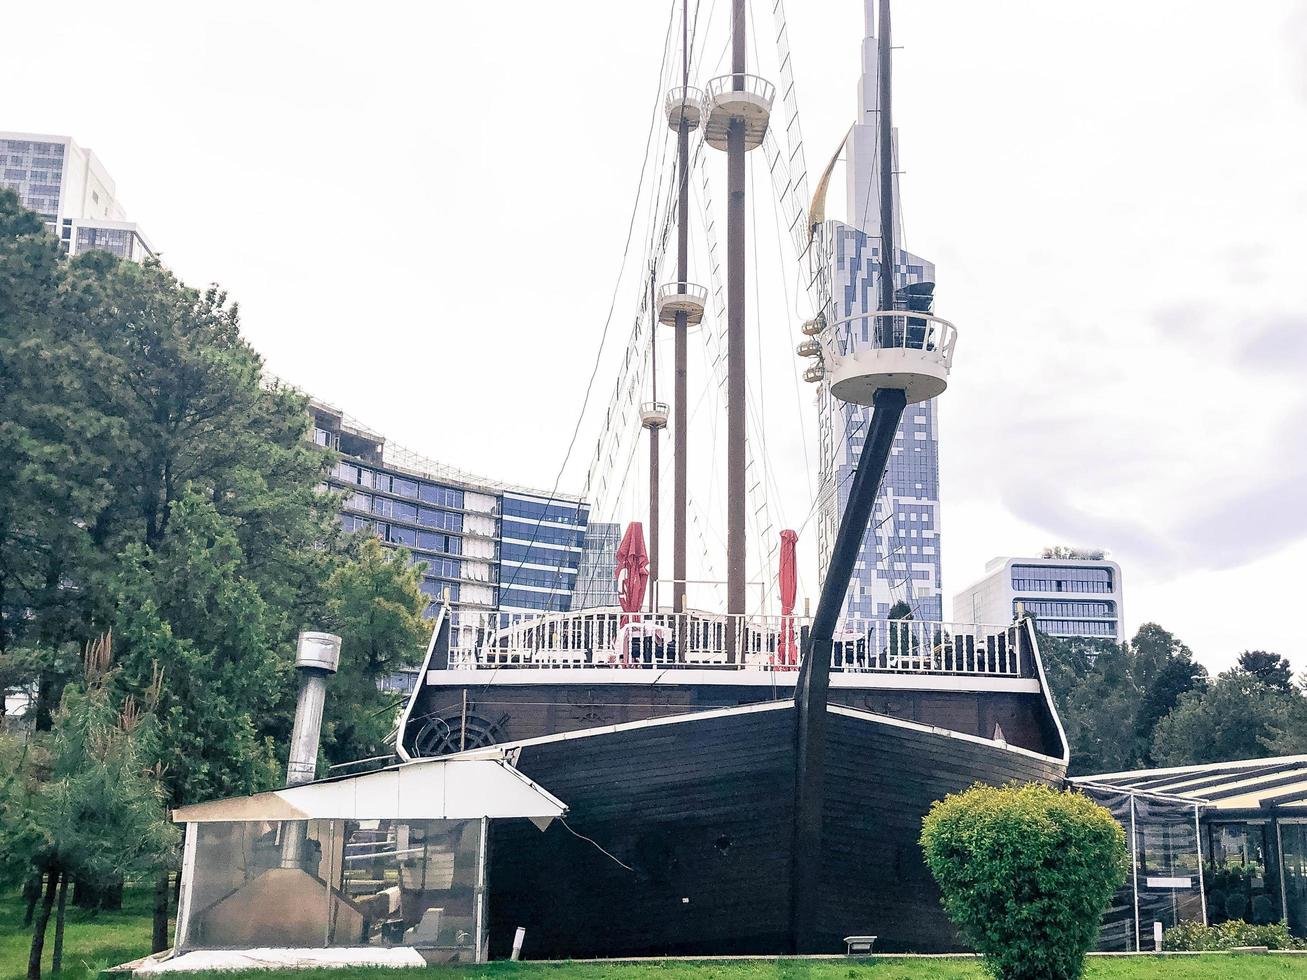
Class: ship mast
792,0,939,952
726,0,747,654
673,0,690,615
643,267,663,611
701,0,768,653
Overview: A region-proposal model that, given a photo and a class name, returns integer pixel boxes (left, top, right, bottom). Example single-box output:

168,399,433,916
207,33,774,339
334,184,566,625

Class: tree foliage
1151,670,1300,766
320,535,429,765
0,634,175,979
1,190,430,861
920,782,1128,980
1039,623,1208,774
1,187,433,952
1237,650,1293,692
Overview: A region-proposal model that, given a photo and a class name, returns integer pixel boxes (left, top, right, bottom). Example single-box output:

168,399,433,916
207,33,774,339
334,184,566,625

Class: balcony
702,74,775,151
824,311,959,406
664,86,705,132
640,401,669,429
656,281,708,327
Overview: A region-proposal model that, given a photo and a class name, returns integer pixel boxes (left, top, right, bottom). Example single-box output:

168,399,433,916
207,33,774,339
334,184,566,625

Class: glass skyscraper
820,8,943,622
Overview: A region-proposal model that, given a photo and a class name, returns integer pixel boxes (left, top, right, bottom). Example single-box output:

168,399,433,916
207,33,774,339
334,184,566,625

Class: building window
419,484,464,509
499,587,571,612
1017,599,1117,620
501,519,582,548
390,476,419,499
1011,565,1113,593
501,497,588,526
500,542,579,570
418,506,462,532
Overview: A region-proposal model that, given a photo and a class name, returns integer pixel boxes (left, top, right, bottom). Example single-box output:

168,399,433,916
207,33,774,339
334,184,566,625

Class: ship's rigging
530,0,931,619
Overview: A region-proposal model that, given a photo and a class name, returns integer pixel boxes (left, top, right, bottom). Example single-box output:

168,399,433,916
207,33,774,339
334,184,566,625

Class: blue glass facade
0,137,65,222
497,493,587,614
313,404,592,626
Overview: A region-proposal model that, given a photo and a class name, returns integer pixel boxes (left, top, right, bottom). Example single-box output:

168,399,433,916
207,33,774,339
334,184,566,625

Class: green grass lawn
0,889,164,980
148,959,1307,980
2,891,1301,980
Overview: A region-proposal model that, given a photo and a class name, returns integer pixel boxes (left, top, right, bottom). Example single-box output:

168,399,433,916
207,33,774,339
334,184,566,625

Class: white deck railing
444,610,1023,678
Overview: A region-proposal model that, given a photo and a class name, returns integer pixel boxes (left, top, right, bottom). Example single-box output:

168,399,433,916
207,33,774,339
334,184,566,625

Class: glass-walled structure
171,755,567,963
1076,783,1205,951
180,819,485,959
1076,756,1307,946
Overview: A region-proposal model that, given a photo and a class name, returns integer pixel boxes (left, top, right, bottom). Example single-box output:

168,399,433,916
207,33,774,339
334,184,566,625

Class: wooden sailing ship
390,0,1070,954
164,0,1070,963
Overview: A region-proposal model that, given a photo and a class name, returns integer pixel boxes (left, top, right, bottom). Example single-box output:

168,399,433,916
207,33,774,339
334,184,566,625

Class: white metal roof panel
171,758,565,824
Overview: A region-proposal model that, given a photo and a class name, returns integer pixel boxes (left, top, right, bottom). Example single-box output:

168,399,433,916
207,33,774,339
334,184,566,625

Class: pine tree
1,634,175,980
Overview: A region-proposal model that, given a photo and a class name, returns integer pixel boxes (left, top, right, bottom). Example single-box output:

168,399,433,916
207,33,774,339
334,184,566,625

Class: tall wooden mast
646,268,661,611
673,0,690,614
725,0,747,652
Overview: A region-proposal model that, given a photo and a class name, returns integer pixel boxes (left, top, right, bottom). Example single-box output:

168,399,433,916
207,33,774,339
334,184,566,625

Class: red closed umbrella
778,529,799,667
615,521,649,619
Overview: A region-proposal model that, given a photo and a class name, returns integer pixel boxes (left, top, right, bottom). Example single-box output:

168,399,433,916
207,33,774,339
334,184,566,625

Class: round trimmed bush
1225,890,1248,920
920,782,1128,980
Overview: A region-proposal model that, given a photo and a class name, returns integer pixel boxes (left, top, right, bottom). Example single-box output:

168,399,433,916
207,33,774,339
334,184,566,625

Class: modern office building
1,131,155,260
952,554,1124,640
573,521,620,609
820,13,943,622
311,401,590,635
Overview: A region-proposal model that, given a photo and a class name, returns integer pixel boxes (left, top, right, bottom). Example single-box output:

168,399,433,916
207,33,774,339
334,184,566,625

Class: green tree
1237,650,1294,692
0,191,119,722
320,535,429,766
0,185,432,950
0,190,348,940
1132,624,1207,761
1151,670,1297,766
1,635,176,980
111,493,287,808
1038,623,1208,775
920,782,1128,980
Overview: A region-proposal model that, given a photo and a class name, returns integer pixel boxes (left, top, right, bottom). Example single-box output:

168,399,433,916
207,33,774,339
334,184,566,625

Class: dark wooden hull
405,680,1061,760
485,702,1064,958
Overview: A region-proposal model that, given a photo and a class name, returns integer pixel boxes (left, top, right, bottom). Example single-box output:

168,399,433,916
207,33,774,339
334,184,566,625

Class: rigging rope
501,0,679,600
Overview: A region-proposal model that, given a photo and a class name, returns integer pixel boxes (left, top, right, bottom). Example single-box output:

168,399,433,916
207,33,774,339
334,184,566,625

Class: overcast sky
5,1,1306,673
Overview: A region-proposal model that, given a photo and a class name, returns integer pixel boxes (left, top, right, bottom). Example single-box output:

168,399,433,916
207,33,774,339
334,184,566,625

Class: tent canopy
172,757,566,824
1075,754,1307,811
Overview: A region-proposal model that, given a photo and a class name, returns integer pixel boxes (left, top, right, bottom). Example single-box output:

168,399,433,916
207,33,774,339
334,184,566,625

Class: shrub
1164,918,1305,950
1225,891,1248,920
920,782,1128,980
1251,894,1276,924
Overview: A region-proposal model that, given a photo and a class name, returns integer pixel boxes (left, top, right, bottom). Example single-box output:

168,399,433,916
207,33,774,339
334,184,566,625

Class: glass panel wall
1204,821,1281,925
1278,822,1307,935
1133,794,1205,936
180,818,485,961
1079,786,1204,950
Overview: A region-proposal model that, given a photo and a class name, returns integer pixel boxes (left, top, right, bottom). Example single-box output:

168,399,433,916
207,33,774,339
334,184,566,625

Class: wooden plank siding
816,708,1067,952
486,705,798,958
479,703,1065,958
407,682,1062,761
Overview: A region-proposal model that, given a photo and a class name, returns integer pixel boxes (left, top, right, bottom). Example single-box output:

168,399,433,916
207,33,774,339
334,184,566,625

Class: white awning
171,758,566,825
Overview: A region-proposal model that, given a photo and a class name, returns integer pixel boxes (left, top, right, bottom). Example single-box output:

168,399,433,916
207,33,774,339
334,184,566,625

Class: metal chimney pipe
280,631,341,869
285,631,342,787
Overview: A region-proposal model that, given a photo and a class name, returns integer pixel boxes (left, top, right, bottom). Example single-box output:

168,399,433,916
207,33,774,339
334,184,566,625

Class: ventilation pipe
280,630,342,868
